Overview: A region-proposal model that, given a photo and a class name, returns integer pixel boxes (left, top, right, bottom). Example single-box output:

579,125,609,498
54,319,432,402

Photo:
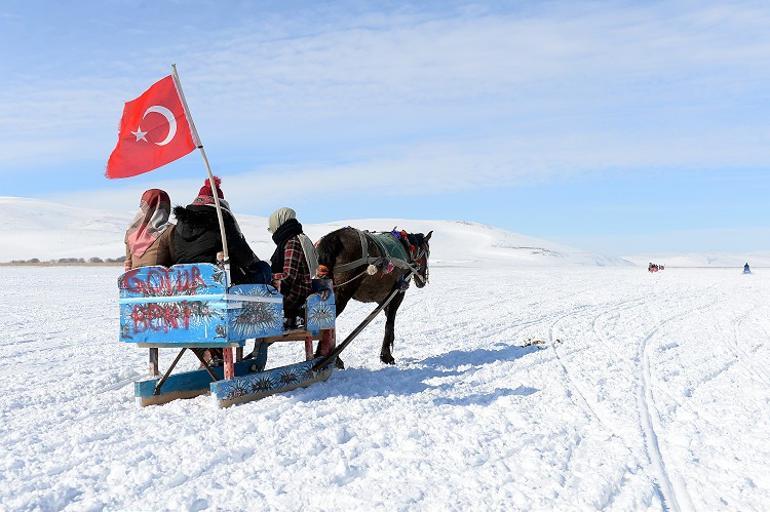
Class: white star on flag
131,126,148,142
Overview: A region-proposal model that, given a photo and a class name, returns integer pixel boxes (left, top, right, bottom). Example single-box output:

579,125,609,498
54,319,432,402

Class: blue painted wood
305,294,336,333
210,357,332,406
119,264,226,299
118,264,285,346
226,284,284,339
135,353,269,399
119,299,230,345
306,279,335,333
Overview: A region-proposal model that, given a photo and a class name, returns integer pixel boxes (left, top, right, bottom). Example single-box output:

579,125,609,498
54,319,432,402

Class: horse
316,227,432,365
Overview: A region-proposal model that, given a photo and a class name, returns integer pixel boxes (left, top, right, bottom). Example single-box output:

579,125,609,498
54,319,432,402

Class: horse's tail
316,229,346,278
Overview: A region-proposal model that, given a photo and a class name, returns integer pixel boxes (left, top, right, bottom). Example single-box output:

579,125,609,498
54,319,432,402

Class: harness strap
334,230,372,273
333,230,421,275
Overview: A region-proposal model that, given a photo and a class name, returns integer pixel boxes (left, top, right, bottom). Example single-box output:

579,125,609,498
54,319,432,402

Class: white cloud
3,1,770,186
52,125,768,217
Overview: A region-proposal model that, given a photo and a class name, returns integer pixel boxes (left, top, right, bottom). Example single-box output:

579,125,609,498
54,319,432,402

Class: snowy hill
0,197,131,261
0,196,629,266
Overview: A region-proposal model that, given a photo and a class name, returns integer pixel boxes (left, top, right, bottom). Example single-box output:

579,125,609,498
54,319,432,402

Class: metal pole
171,64,231,285
153,348,187,395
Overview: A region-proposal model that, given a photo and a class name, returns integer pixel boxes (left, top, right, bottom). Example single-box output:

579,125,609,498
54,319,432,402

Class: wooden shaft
171,64,231,284
312,286,403,371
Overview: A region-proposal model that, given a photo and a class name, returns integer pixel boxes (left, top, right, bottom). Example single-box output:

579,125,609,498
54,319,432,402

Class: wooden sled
118,263,336,408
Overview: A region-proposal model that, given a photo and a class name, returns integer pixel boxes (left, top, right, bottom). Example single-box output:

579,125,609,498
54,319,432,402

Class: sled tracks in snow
729,308,770,387
636,299,718,512
548,304,631,439
548,294,720,512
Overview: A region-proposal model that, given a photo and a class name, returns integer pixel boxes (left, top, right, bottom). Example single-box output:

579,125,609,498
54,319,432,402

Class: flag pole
171,64,231,285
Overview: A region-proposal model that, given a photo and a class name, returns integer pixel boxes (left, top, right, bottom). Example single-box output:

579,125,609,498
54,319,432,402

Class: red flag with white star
106,75,196,179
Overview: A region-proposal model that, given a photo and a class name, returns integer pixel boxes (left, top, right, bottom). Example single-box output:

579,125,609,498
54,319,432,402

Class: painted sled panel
305,294,336,333
306,279,336,333
118,264,285,345
226,284,284,339
119,264,226,299
119,299,230,344
210,358,334,408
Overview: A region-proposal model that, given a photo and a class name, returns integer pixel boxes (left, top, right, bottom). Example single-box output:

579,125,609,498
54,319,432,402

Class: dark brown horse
316,227,432,365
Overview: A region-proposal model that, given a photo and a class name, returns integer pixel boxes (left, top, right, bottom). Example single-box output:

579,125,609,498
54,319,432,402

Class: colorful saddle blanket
369,232,409,262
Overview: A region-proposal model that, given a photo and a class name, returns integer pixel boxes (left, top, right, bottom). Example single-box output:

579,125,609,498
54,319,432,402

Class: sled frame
134,329,335,407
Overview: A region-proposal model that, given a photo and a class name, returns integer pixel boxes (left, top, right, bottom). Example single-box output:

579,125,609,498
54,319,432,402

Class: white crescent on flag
143,105,177,146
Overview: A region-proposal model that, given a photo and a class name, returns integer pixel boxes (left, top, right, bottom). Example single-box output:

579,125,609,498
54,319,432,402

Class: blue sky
1,0,768,255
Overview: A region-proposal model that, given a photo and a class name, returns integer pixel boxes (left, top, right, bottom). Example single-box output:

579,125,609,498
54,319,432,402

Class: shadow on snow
293,342,542,406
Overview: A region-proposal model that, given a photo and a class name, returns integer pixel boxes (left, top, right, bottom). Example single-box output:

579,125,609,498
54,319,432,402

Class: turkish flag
106,75,196,179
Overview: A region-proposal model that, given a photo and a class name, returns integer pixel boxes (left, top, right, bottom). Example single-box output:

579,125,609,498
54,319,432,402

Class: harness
333,230,428,285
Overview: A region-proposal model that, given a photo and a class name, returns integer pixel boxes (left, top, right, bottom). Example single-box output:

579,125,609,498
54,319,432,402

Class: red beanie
198,176,224,199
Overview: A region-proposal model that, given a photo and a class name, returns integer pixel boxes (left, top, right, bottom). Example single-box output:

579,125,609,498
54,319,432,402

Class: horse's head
408,231,432,288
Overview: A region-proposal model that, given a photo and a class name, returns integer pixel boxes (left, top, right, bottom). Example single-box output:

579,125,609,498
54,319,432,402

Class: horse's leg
380,290,405,364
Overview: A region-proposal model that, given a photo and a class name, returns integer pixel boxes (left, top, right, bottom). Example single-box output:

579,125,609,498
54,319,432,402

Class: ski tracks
728,308,770,387
549,304,630,439
549,289,720,512
636,298,719,512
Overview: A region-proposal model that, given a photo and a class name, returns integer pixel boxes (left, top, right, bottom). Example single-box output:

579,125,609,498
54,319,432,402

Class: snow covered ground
1,265,768,511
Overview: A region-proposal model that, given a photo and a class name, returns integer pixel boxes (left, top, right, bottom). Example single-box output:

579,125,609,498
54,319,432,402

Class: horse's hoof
335,357,345,370
380,354,395,365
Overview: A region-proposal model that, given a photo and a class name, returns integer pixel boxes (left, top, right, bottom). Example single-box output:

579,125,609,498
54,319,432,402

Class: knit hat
197,176,224,200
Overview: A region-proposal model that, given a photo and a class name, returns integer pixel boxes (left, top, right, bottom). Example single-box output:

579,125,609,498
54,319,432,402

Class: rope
332,268,370,289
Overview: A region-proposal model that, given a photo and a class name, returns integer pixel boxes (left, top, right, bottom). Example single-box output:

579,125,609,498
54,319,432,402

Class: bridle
410,243,430,286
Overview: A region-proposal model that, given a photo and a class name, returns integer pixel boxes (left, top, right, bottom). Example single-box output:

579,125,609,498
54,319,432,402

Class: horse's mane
406,233,425,246
316,228,347,273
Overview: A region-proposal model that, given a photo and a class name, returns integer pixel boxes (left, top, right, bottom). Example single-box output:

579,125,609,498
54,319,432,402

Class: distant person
172,177,269,285
268,207,319,327
744,262,751,274
124,189,175,270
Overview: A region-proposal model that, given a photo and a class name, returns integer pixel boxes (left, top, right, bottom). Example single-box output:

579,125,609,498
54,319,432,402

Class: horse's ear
425,230,433,243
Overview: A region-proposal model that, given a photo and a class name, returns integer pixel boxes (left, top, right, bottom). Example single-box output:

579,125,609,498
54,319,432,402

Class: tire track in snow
550,295,651,437
549,304,628,437
637,299,718,512
547,300,654,509
728,309,770,387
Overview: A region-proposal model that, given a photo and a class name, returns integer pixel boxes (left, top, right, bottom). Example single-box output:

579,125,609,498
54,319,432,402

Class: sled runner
119,263,336,407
